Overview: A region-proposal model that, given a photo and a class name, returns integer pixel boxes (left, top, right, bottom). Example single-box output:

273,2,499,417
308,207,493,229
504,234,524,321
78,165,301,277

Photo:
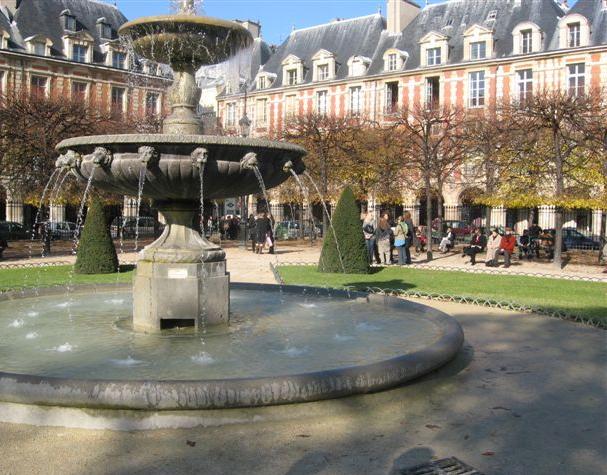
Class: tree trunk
320,156,329,237
425,177,433,261
485,207,492,233
553,128,564,270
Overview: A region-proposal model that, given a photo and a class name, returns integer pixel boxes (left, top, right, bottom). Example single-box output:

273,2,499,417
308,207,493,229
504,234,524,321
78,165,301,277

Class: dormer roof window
0,29,10,50
558,14,590,49
61,10,77,32
382,48,408,72
281,54,304,87
512,21,543,55
463,24,493,61
486,10,497,22
97,18,113,40
63,30,94,63
347,55,371,77
419,31,449,67
311,49,337,82
24,35,53,57
255,71,276,90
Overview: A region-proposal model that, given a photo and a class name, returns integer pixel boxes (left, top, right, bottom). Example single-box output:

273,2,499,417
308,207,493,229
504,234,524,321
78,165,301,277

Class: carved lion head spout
91,147,113,168
138,146,160,167
191,147,209,168
240,152,259,171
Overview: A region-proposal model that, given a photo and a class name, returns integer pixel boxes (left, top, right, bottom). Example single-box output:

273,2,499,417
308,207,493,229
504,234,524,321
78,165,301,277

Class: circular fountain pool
0,284,463,410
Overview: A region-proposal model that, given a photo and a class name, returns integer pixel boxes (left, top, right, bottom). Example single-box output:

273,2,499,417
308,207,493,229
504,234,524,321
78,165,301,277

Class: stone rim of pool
0,283,464,411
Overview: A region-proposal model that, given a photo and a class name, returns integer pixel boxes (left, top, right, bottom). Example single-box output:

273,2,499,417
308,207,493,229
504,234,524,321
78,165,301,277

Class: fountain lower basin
0,284,463,410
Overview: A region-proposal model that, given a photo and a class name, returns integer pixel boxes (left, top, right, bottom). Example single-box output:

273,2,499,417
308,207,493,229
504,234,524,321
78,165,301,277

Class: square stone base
133,260,230,333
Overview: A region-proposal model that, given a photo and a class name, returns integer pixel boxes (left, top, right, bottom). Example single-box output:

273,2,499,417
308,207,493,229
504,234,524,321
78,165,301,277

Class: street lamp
239,112,251,138
238,111,252,248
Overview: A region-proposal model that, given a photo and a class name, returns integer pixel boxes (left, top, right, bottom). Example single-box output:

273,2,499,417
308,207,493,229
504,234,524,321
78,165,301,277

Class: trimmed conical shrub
74,198,118,274
318,187,369,274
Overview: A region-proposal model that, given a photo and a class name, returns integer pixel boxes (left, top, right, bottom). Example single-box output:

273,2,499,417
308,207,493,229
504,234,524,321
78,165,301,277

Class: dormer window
72,44,88,63
347,55,371,77
0,30,9,49
61,10,77,31
427,47,441,66
521,29,532,53
558,14,590,49
255,71,276,90
568,22,581,47
97,18,113,40
258,76,266,89
25,36,52,57
112,51,127,69
383,49,408,72
281,54,304,87
33,42,45,56
388,54,398,71
512,22,542,55
287,69,298,86
470,41,486,60
311,49,336,82
317,64,329,81
419,32,449,68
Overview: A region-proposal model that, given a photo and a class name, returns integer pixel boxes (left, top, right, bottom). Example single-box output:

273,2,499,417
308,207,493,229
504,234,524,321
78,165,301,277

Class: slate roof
368,0,565,75
569,0,607,46
257,13,386,90
5,0,126,62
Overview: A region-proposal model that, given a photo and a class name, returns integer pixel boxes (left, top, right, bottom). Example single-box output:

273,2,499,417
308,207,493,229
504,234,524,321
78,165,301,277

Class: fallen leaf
425,424,441,430
482,451,495,456
296,434,311,438
186,440,196,447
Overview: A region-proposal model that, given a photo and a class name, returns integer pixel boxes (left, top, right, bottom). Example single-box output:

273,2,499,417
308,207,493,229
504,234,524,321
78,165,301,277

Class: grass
0,265,134,292
278,265,607,324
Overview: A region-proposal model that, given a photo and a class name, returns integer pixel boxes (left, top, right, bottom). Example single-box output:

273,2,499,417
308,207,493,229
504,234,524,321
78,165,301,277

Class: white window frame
517,69,533,102
225,103,236,127
30,75,49,98
145,92,160,115
568,22,581,48
427,47,441,66
72,43,88,63
112,50,127,69
256,98,268,126
521,29,533,54
317,64,329,81
285,94,297,118
258,76,266,90
568,63,585,97
388,53,398,71
71,80,88,101
468,71,485,108
470,41,486,60
349,86,362,115
286,69,298,86
110,86,126,116
316,90,328,116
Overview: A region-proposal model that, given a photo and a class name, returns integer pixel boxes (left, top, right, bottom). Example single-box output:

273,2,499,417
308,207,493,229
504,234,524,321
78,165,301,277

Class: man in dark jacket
255,213,272,254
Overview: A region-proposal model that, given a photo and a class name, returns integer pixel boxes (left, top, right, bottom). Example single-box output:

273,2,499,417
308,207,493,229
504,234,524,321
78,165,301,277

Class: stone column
123,196,138,218
538,206,555,229
591,210,603,236
49,204,65,222
247,194,257,216
490,206,506,228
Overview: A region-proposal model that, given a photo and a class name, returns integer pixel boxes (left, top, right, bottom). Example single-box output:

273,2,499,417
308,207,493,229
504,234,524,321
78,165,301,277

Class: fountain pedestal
132,201,229,332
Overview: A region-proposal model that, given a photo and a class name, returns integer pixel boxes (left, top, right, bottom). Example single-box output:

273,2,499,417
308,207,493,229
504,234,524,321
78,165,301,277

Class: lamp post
238,111,252,248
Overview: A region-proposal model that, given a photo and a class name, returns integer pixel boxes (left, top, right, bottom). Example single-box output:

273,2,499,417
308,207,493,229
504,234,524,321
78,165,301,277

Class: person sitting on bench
462,228,486,265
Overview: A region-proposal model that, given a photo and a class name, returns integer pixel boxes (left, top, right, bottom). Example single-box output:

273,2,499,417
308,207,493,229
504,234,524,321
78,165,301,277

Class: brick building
217,0,607,236
0,0,170,227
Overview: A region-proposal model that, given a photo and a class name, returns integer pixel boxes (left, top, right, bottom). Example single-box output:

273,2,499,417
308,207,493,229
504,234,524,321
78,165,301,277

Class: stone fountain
56,2,306,333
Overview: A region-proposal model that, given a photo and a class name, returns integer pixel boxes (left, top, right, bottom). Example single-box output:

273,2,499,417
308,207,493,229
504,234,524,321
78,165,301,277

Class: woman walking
255,212,272,254
362,211,377,265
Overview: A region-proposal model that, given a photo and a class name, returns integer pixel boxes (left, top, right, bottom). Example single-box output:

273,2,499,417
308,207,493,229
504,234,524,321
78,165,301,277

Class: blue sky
112,0,577,45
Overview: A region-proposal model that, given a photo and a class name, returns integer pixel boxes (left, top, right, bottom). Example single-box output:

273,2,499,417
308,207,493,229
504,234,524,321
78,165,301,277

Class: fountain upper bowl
119,15,253,67
56,134,306,201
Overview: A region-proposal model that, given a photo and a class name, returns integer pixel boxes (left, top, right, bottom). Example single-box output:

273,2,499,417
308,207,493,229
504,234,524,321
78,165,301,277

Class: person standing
255,212,271,254
485,228,502,267
248,214,257,252
500,227,516,268
362,212,377,265
376,215,392,265
393,215,408,265
403,211,414,264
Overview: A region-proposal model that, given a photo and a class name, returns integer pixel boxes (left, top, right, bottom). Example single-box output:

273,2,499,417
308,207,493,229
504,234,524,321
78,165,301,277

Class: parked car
274,220,321,240
544,227,602,251
0,221,30,240
45,221,77,240
111,217,158,239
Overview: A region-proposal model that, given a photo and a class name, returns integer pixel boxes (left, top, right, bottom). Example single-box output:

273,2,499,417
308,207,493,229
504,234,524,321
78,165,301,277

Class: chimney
387,0,420,34
0,0,20,16
235,20,261,39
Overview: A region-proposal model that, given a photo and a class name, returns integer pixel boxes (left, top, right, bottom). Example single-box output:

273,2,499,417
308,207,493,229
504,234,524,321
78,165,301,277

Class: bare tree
390,103,467,260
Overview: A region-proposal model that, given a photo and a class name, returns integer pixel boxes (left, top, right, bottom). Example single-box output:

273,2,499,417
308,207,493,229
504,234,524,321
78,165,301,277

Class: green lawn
278,265,607,324
0,265,134,292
